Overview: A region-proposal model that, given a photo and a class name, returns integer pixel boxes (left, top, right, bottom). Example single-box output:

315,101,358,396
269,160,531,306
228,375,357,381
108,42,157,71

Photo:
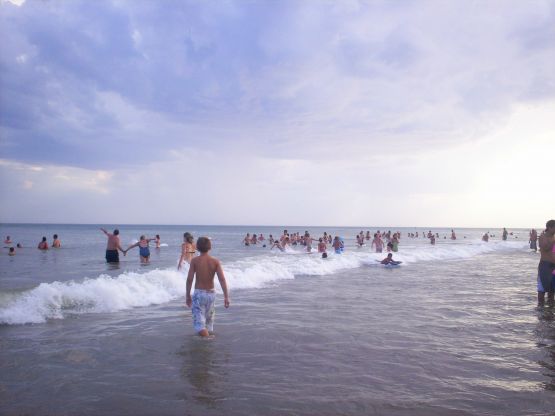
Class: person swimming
380,253,401,265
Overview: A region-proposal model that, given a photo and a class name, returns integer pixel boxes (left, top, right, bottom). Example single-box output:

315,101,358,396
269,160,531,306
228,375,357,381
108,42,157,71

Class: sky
0,0,554,227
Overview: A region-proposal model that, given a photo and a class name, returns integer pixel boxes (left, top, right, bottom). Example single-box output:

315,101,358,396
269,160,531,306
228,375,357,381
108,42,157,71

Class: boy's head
197,237,211,253
140,235,145,240
42,236,47,242
322,252,328,259
114,229,120,235
387,253,393,258
546,219,555,232
9,247,14,253
53,234,58,239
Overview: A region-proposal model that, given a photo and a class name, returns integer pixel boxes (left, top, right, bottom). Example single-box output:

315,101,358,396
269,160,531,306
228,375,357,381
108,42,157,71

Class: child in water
125,235,156,264
381,253,397,265
186,237,230,337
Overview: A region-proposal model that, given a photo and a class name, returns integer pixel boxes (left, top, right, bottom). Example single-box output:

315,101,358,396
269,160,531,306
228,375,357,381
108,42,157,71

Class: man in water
482,232,489,242
371,233,383,253
537,220,555,307
502,228,508,241
186,237,230,337
529,229,538,252
100,228,125,263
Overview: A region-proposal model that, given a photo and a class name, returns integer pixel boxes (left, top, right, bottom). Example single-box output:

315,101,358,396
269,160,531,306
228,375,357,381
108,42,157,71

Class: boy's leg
192,291,209,336
205,293,216,334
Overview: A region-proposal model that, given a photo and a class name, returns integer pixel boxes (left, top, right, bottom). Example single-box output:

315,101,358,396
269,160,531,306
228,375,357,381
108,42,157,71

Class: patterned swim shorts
191,289,216,333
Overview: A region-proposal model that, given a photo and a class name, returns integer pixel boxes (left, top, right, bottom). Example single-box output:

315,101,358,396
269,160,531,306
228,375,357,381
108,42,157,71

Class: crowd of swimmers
241,229,403,261
3,234,61,256
1,226,527,260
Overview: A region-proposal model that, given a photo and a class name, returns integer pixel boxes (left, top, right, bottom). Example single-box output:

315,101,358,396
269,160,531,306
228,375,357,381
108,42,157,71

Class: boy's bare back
190,254,222,290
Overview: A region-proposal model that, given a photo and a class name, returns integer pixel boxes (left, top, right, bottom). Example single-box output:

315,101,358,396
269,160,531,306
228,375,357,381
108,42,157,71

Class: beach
0,224,554,415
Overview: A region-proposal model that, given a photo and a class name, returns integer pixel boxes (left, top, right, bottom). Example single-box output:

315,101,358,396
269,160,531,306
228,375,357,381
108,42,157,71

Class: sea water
0,224,553,415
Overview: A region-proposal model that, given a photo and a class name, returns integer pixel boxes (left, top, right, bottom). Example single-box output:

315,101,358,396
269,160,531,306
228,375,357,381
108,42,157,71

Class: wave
0,240,526,325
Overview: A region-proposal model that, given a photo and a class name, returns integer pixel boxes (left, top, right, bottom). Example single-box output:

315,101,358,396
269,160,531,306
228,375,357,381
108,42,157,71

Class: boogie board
375,260,402,266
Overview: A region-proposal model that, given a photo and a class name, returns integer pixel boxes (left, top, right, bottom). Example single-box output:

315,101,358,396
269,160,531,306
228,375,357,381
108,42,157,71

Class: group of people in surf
243,230,342,258
100,228,202,269
3,234,61,256
100,228,164,264
242,229,408,260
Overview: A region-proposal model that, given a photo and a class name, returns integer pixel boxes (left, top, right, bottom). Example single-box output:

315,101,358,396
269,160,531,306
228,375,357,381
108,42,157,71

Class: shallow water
0,224,553,415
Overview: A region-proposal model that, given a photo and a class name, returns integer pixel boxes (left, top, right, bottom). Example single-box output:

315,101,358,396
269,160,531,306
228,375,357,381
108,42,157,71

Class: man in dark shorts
537,219,555,307
100,228,125,263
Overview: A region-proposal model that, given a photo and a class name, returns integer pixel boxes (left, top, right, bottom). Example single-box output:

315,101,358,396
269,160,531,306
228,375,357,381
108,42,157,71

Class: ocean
0,224,553,415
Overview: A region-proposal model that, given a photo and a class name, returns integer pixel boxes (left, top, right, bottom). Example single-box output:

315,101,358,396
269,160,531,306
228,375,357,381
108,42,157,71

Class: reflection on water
536,307,555,391
178,337,230,408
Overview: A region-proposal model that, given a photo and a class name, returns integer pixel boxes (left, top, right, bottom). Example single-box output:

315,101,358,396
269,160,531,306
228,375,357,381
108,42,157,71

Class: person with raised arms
186,237,230,337
124,235,156,264
100,228,125,263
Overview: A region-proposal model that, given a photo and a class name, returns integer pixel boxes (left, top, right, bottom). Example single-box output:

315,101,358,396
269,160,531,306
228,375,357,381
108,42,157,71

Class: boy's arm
186,260,195,307
100,228,109,236
215,260,230,308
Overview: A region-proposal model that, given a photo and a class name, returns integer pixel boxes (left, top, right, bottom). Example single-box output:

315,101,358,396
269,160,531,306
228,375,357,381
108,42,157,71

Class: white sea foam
0,240,526,325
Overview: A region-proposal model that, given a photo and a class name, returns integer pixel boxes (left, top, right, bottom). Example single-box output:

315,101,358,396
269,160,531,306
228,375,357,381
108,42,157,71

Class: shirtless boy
101,228,125,263
186,237,230,337
537,220,555,307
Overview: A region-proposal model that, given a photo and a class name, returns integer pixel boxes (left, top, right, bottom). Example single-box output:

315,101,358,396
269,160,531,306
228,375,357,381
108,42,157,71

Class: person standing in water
125,235,156,264
537,220,555,307
155,234,161,249
100,228,125,263
178,233,197,269
482,232,489,242
305,232,314,253
529,229,538,252
37,236,48,250
52,234,61,248
371,233,384,253
186,237,230,337
502,228,508,241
